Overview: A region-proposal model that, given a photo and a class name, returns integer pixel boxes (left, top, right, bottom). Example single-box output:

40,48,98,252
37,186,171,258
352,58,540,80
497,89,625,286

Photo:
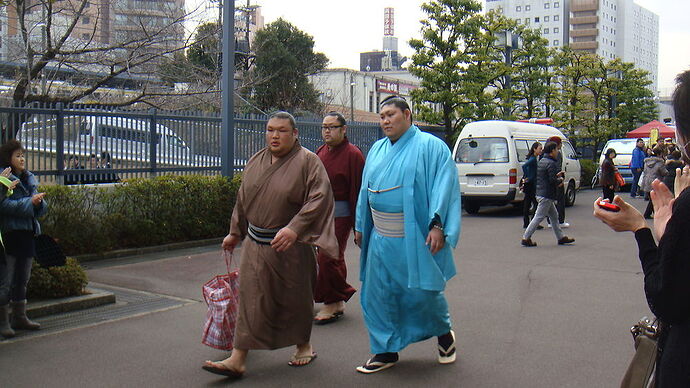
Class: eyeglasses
321,125,343,131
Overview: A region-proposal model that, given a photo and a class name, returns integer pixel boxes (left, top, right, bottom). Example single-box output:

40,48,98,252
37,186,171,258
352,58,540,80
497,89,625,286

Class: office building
485,0,659,92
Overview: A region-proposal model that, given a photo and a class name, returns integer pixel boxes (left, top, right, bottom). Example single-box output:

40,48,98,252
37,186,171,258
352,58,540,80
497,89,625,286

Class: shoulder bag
620,316,661,388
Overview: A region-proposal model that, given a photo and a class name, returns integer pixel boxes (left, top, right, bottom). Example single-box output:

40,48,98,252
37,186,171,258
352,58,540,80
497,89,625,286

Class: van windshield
604,140,639,155
455,137,509,163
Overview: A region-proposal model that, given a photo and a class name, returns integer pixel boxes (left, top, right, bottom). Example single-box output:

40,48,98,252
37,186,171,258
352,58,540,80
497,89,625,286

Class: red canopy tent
626,120,676,139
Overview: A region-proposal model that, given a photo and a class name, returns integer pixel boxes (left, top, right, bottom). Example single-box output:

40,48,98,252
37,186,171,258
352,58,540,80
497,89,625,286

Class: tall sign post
221,0,236,177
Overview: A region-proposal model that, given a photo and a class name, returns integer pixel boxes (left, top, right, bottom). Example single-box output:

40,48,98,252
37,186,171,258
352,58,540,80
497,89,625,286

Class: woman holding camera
594,71,690,387
0,140,48,338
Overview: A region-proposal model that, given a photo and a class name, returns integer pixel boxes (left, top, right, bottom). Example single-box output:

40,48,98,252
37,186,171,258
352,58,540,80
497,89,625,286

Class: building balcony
570,0,599,12
570,15,599,25
570,28,598,38
570,41,599,50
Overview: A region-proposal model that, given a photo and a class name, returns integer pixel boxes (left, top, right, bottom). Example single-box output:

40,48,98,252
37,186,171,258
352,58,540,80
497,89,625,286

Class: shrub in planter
27,258,88,299
580,159,598,188
39,174,242,256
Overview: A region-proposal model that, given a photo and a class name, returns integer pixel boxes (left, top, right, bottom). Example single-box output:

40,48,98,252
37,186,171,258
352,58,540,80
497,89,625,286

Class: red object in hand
598,200,621,212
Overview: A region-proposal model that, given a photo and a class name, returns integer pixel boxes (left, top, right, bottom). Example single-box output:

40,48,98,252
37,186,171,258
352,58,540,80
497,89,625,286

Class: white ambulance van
452,120,581,214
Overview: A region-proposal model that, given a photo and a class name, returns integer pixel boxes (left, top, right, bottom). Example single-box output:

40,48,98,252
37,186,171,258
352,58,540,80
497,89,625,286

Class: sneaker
559,222,570,228
558,236,575,245
521,238,537,247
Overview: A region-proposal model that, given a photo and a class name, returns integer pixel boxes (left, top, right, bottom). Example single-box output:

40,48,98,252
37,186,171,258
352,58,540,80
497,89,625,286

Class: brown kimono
230,141,338,350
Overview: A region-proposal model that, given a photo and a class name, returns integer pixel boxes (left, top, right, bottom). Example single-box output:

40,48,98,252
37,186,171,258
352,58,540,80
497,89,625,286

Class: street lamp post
495,30,522,120
350,72,355,122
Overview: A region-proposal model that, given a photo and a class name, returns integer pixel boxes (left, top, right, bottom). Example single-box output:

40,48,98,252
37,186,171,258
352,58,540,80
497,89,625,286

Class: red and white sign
377,79,399,94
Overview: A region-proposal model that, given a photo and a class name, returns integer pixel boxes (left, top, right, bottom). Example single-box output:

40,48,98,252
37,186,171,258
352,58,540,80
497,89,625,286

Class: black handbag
34,234,67,268
620,317,661,388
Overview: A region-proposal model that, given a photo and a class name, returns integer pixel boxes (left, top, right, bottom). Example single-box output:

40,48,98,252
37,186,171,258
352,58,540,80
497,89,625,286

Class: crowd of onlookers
601,137,686,219
65,151,119,185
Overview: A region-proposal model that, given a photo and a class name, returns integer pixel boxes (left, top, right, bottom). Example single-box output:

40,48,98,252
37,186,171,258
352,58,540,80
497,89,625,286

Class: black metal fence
0,103,385,184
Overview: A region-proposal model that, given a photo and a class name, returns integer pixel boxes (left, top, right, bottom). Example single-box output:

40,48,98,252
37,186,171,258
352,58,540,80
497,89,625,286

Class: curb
73,237,223,263
27,287,116,319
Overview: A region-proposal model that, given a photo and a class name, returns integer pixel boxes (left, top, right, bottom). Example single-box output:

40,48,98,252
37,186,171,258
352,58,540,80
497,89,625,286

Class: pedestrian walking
521,141,575,247
592,71,690,388
522,142,542,228
545,136,569,228
641,145,667,218
600,148,619,202
0,140,48,339
202,111,338,378
629,138,646,198
313,112,363,324
353,96,461,373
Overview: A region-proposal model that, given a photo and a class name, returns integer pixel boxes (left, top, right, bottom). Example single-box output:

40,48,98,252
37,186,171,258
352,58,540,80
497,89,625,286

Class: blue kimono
355,125,461,354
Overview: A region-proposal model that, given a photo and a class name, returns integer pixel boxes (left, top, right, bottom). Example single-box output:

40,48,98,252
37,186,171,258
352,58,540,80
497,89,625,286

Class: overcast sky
191,0,689,96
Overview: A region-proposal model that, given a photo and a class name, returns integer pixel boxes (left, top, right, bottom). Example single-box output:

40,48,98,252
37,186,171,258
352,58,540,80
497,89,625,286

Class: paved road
0,189,655,387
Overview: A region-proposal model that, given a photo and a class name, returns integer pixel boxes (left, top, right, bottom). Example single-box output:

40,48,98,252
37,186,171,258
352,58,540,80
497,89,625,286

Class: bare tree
4,0,210,107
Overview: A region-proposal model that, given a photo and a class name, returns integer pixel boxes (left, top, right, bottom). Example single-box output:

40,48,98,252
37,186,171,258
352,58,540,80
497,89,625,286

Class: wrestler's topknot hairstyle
325,111,347,127
269,111,297,130
379,95,413,121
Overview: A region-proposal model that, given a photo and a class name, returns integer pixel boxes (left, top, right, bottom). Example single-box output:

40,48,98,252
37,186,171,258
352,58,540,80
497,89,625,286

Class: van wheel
565,181,576,207
465,201,480,214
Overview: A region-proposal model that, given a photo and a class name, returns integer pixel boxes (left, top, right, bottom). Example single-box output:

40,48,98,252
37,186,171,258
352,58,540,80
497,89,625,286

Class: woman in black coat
600,148,618,202
594,70,690,387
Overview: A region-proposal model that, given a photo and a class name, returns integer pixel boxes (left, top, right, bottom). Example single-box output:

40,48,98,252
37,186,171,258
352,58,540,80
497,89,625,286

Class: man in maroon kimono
313,111,365,324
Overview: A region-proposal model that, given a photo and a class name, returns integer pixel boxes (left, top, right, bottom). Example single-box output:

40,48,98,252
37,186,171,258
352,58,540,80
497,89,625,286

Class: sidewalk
0,191,652,387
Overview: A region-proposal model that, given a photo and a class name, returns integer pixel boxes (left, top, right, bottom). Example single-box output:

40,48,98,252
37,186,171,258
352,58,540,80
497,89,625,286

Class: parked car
595,138,649,187
18,115,193,166
452,120,581,214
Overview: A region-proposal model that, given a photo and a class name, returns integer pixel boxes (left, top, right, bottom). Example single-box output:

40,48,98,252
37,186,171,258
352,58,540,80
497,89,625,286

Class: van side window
562,142,577,159
99,124,148,143
515,140,530,162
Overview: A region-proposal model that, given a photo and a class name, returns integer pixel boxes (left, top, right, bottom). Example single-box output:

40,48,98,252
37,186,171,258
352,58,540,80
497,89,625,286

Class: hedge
580,159,598,189
38,174,242,256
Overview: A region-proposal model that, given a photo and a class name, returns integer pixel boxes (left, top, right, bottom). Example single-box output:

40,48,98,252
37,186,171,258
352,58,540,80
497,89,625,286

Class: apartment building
485,0,659,92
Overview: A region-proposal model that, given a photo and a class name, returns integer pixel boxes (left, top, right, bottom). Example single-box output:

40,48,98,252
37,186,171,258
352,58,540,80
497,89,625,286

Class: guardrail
0,103,385,184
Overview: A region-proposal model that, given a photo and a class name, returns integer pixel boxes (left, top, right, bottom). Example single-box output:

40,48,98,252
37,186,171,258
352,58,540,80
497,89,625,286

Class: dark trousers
0,253,33,305
644,199,655,218
548,186,566,225
631,168,642,197
522,182,537,228
314,216,356,304
603,186,615,202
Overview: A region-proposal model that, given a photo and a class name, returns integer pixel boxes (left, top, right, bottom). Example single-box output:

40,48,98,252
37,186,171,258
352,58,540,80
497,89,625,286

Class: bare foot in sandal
288,343,317,367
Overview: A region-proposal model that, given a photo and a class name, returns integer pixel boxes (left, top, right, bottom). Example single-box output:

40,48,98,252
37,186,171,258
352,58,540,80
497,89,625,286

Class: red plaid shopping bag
201,251,240,350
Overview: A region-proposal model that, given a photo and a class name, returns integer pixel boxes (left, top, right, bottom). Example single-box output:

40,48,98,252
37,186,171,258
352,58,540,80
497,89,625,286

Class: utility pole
350,72,355,122
221,0,236,177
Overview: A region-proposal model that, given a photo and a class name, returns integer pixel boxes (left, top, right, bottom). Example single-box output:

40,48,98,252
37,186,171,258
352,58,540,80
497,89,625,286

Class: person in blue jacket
0,140,48,338
522,142,542,228
630,138,647,198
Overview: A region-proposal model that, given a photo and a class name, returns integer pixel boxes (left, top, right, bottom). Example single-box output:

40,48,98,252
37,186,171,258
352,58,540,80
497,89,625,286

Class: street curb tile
27,287,116,319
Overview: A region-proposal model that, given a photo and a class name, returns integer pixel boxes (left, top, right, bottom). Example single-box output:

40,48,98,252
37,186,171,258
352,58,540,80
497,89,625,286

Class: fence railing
0,103,386,184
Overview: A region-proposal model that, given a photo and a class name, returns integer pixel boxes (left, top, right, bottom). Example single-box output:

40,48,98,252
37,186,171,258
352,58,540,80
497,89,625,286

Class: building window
545,16,550,22
554,15,559,21
554,40,559,46
554,2,559,8
544,3,550,9
498,7,503,13
525,18,530,24
526,5,531,11
544,28,549,34
554,27,559,33
82,16,90,24
82,33,89,39
516,5,521,12
535,17,540,22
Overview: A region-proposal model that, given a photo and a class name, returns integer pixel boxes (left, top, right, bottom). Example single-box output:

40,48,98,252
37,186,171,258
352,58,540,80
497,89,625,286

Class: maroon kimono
314,137,364,304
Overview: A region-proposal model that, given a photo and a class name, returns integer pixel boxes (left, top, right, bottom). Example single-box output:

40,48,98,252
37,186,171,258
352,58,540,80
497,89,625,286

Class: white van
452,120,581,214
19,115,192,166
596,138,649,186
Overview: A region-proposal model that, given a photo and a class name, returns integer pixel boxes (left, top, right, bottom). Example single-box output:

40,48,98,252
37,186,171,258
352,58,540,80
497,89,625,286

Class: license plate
473,178,489,186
